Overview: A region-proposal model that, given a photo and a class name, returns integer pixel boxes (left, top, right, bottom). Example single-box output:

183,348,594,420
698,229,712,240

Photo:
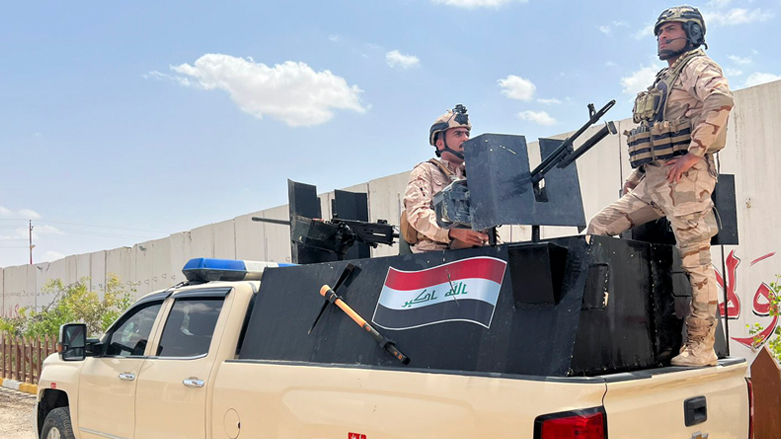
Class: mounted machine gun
253,180,398,263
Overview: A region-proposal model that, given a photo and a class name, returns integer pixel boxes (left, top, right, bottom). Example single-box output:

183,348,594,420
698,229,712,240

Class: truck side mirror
59,323,87,361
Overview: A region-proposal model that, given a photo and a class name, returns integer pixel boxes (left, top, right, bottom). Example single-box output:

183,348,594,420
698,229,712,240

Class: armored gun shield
456,134,587,231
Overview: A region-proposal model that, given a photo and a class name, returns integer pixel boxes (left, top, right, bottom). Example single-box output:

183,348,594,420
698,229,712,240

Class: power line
1,218,165,233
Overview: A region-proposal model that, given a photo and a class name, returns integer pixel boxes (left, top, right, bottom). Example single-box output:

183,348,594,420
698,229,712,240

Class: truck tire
40,407,75,439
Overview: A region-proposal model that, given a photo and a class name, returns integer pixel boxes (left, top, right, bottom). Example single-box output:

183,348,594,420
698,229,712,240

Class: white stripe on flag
377,278,501,311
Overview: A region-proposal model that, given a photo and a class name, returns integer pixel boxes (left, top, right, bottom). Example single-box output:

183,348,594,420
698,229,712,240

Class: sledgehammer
319,285,410,365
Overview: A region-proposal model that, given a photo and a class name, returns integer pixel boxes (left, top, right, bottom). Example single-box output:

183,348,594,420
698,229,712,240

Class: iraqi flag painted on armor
371,256,507,330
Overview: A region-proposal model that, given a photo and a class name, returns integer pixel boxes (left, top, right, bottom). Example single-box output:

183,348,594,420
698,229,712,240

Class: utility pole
29,220,34,265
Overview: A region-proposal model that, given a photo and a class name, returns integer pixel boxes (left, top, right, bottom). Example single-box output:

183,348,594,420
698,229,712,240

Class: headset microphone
664,37,687,44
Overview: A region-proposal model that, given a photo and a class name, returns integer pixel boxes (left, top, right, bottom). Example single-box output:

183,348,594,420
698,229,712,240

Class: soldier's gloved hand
665,153,700,184
448,228,489,247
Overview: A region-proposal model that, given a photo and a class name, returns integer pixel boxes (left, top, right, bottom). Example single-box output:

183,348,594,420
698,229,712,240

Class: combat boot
671,317,718,367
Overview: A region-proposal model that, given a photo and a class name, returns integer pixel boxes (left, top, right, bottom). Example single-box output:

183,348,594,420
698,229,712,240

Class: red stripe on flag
384,257,506,291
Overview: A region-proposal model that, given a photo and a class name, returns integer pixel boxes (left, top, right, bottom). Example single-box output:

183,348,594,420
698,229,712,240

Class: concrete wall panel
106,247,137,299
90,251,107,294
2,266,31,317
168,232,192,286
34,257,77,311
258,205,291,263
190,225,215,261
235,212,267,261
572,123,627,221
134,238,172,297
213,220,236,259
75,253,91,284
368,171,409,257
319,193,333,221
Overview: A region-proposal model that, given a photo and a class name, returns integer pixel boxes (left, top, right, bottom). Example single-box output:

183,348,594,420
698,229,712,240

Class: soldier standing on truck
587,5,734,367
401,105,489,253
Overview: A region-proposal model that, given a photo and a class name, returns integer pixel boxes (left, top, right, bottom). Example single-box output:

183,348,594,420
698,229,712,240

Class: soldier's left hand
665,153,700,184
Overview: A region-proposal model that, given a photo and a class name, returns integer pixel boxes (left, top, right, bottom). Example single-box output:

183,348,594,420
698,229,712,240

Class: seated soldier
402,105,489,253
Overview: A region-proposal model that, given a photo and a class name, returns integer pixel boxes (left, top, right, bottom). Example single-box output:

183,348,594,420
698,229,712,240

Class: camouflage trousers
586,156,720,323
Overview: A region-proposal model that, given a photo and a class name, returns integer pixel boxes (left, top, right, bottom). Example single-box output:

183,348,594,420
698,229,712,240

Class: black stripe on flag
372,299,496,330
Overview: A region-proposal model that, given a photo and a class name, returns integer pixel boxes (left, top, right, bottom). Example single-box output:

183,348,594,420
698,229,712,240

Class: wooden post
23,336,28,383
37,335,44,382
3,335,7,379
27,336,32,383
1,334,5,379
751,346,781,439
33,336,39,383
15,336,21,381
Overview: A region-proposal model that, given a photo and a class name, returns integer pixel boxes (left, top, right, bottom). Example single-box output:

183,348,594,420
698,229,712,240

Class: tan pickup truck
35,246,753,439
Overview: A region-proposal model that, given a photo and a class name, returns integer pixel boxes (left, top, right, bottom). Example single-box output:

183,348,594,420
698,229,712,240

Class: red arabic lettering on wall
715,250,778,348
1,304,21,319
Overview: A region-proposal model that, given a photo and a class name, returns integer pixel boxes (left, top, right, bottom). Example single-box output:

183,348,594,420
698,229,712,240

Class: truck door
134,288,230,439
77,297,165,439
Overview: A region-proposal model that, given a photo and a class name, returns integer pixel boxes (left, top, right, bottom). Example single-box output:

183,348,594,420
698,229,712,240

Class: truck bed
210,358,748,439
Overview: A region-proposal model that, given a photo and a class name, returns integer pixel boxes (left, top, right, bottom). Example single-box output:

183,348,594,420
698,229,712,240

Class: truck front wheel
41,407,75,439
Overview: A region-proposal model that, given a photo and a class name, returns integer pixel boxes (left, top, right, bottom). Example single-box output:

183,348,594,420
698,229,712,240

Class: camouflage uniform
587,49,733,364
404,158,464,253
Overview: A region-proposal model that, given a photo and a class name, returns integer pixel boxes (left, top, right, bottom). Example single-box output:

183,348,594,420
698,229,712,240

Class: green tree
0,274,134,338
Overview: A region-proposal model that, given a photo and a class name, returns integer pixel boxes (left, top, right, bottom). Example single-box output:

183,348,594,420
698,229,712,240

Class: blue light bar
182,258,287,282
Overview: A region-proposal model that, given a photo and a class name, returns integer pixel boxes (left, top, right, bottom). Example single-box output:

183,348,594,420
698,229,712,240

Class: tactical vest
627,49,704,168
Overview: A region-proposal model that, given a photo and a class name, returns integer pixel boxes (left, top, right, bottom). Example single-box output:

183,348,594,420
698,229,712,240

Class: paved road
0,387,36,439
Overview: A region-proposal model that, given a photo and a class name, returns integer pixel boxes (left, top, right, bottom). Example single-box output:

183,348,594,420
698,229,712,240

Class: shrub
0,274,134,338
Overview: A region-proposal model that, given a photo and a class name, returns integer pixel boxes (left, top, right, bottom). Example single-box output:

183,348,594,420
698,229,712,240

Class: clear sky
1,0,779,268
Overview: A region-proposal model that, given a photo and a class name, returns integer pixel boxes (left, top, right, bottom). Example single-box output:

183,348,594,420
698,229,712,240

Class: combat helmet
429,104,471,158
654,5,707,59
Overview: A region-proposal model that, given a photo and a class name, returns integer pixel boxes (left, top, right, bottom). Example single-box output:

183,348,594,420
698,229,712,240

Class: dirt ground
0,387,37,439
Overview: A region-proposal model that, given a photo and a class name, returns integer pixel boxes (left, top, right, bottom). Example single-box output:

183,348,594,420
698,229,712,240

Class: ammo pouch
626,119,692,168
632,88,664,124
399,210,423,245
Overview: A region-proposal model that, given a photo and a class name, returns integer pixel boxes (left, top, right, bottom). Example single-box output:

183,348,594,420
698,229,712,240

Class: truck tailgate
603,358,749,438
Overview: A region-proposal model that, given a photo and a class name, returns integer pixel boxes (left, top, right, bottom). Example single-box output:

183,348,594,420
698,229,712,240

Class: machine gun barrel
251,217,291,226
556,121,618,169
530,100,615,184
